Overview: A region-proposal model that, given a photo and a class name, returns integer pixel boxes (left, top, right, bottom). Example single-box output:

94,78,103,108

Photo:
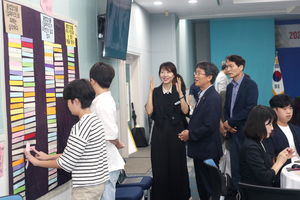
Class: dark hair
173,74,186,92
196,61,219,84
159,61,177,77
290,96,300,127
90,62,115,88
63,79,95,109
244,105,277,141
269,94,292,109
226,55,245,70
221,60,227,70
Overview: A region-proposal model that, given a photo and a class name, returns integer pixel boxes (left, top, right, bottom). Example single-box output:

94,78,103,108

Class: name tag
174,100,181,105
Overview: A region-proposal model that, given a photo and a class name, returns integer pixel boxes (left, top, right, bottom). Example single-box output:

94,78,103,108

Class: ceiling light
154,1,162,5
189,0,198,3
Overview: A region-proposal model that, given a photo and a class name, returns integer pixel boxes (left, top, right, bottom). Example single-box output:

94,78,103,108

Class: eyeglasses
194,71,206,76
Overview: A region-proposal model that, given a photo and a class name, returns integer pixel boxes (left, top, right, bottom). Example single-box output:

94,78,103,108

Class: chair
239,182,300,200
0,195,23,200
116,176,153,200
204,159,225,200
115,186,144,200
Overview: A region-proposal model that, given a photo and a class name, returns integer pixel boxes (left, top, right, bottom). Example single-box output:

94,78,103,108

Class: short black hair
196,61,219,84
226,55,245,70
269,94,292,109
90,62,115,88
244,105,277,141
63,79,95,109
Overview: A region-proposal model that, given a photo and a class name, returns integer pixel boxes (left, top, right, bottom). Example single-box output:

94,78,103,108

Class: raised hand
175,77,182,95
150,75,156,92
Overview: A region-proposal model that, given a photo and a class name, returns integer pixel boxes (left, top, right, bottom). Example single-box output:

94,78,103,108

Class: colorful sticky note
65,22,76,47
40,0,53,16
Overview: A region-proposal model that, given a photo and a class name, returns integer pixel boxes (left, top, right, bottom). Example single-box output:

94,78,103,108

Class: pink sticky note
26,142,30,169
41,0,53,16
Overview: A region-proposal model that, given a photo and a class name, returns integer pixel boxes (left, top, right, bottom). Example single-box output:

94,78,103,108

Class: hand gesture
175,77,182,95
24,150,38,166
277,147,297,165
178,130,189,141
32,148,49,160
149,76,156,92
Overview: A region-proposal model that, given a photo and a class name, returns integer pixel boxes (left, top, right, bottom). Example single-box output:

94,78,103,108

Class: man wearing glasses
223,54,258,190
179,61,223,200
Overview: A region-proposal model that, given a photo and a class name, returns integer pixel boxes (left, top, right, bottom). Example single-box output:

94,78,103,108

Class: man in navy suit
223,55,258,190
179,61,223,200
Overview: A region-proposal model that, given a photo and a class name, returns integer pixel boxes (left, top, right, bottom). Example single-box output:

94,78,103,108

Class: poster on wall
275,24,300,48
2,0,80,199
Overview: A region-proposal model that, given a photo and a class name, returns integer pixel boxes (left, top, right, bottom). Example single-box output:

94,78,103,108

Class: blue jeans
101,170,120,200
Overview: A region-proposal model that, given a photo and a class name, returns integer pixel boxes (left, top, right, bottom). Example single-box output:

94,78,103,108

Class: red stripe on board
24,132,35,140
22,41,33,48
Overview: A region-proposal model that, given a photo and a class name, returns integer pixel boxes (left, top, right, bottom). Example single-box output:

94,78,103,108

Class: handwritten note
3,0,23,35
41,13,54,43
65,22,76,47
40,0,53,16
0,143,4,178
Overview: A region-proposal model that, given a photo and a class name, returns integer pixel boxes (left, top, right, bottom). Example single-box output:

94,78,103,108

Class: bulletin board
2,0,80,199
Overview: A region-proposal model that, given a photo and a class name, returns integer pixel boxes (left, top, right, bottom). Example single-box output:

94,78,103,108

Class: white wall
150,13,179,85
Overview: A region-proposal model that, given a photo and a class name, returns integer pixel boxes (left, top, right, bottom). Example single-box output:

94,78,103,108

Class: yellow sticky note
55,75,64,79
11,103,24,109
10,98,24,103
24,92,35,97
10,80,23,86
44,52,53,57
44,41,54,47
53,48,62,52
65,22,76,47
11,113,24,121
11,108,24,115
12,125,24,133
68,66,75,70
8,42,21,48
46,93,55,97
12,158,24,167
46,98,56,102
47,107,56,115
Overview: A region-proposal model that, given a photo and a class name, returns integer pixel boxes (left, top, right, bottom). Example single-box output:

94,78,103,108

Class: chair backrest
0,195,23,200
239,182,300,200
204,159,223,200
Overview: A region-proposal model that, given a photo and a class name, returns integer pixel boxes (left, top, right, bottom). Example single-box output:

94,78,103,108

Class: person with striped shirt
24,79,109,200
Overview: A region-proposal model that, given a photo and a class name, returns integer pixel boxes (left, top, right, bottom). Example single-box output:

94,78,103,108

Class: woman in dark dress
240,105,296,187
145,62,190,200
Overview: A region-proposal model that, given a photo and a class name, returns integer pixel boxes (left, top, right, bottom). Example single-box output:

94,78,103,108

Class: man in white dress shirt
215,60,230,93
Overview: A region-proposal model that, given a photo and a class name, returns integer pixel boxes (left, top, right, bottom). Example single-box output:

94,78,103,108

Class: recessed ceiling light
188,0,198,3
154,1,162,5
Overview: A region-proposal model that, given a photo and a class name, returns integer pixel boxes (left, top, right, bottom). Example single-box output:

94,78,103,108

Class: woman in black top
240,105,296,187
145,62,190,200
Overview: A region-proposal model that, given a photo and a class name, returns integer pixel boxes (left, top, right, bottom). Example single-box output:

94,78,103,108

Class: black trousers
193,158,219,200
229,133,242,191
151,121,190,200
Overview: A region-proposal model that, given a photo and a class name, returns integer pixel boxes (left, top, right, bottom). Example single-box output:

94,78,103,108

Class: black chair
204,159,224,200
239,182,300,200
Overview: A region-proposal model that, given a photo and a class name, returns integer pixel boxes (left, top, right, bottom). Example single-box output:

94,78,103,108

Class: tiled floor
127,156,200,200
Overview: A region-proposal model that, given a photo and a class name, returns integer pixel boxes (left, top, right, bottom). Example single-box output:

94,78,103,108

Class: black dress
150,84,190,200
